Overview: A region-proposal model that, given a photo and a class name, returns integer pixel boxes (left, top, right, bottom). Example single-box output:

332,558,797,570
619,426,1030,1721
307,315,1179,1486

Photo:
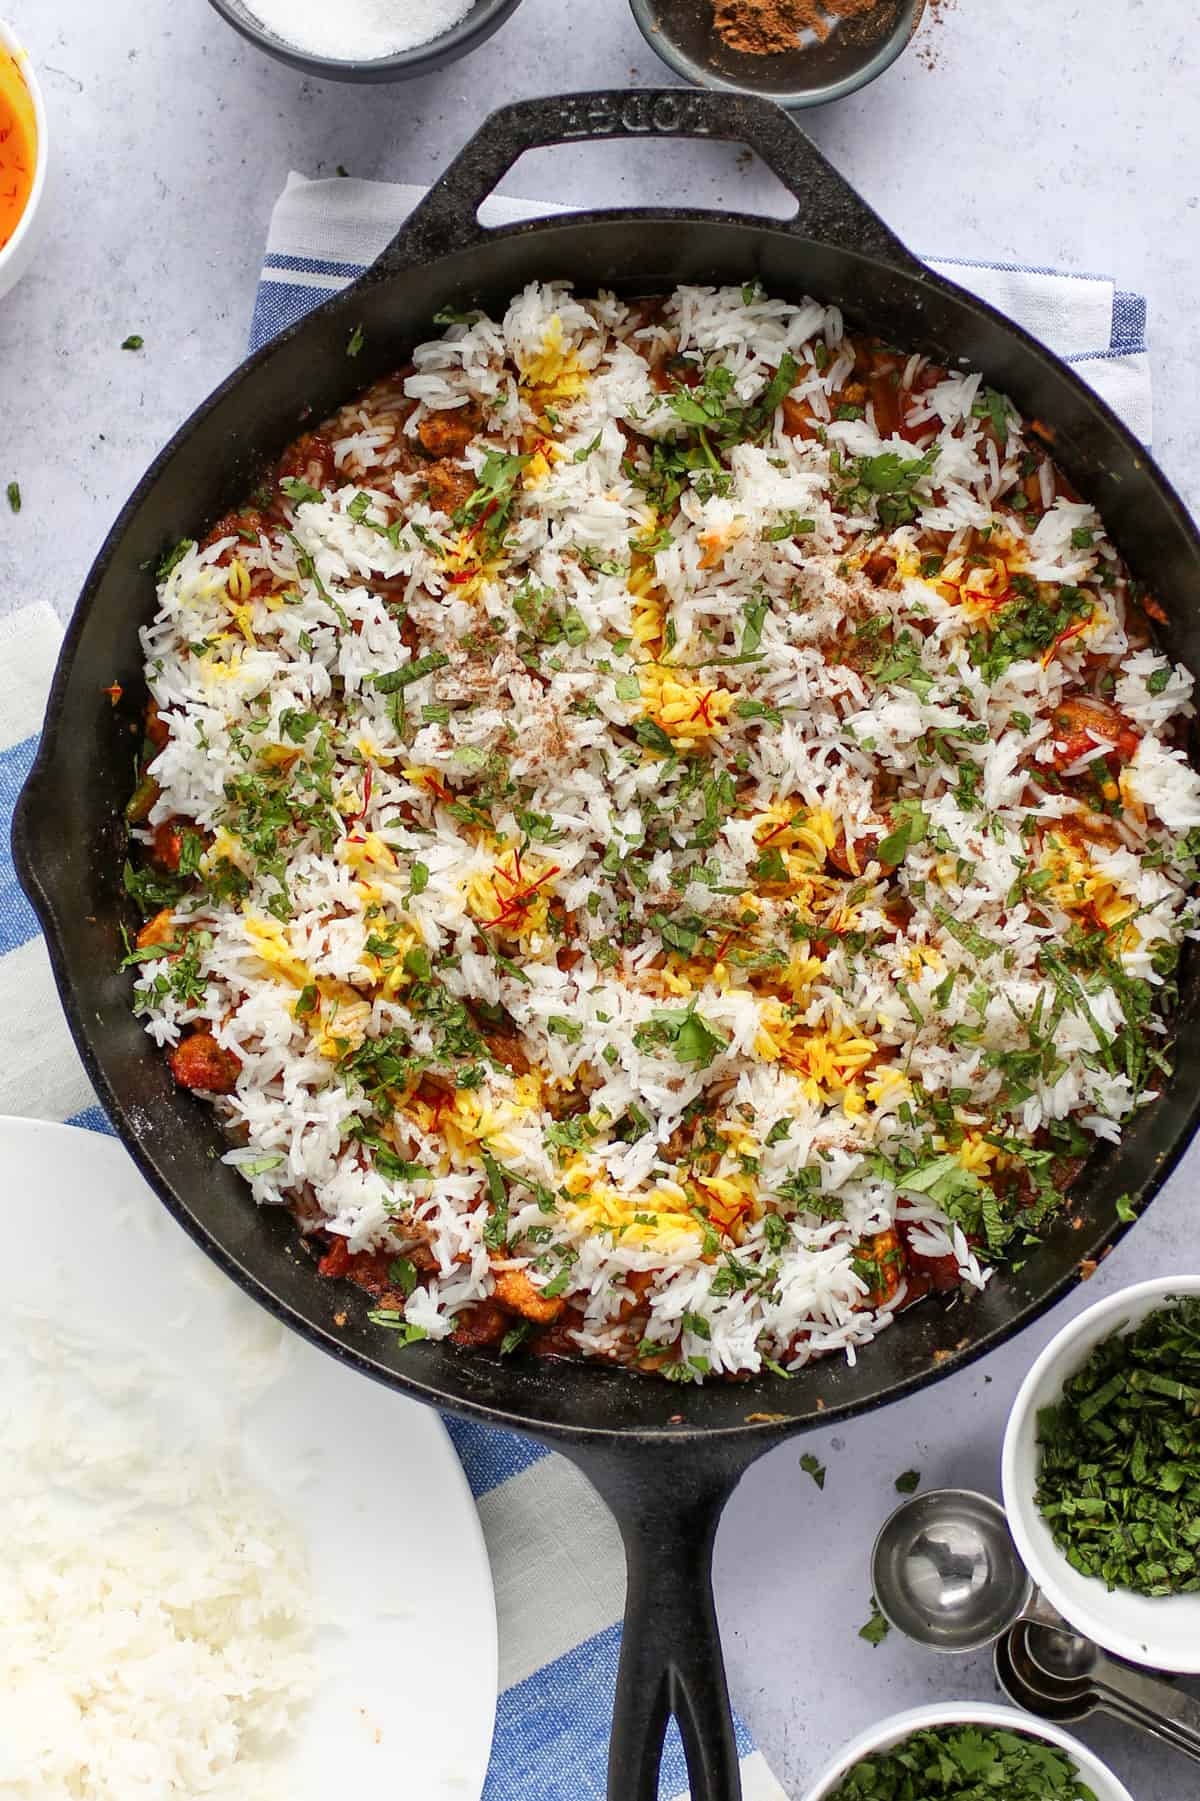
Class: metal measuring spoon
998,1623,1200,1767
870,1488,1066,1652
1025,1622,1200,1756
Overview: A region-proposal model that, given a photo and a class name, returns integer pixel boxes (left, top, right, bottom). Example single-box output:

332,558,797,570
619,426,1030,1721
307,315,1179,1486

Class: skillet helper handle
571,1441,761,1801
371,87,920,275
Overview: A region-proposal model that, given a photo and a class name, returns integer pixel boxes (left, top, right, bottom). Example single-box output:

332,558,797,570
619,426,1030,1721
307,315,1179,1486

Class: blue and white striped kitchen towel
0,173,1155,1801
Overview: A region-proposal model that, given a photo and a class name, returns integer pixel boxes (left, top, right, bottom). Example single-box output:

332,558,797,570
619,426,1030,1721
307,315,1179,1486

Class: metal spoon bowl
871,1487,1034,1653
995,1626,1098,1726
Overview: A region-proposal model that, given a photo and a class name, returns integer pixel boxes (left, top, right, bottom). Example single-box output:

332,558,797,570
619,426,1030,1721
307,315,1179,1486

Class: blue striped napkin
1,174,1153,1801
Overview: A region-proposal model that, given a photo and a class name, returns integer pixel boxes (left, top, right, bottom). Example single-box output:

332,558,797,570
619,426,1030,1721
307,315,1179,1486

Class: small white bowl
0,18,48,301
1003,1274,1200,1673
801,1702,1133,1801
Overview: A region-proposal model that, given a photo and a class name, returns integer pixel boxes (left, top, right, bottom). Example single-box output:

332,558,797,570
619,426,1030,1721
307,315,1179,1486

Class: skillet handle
565,1437,773,1801
369,87,920,276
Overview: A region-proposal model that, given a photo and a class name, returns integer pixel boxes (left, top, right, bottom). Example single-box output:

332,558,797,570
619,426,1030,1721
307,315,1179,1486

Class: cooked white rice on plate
124,280,1200,1382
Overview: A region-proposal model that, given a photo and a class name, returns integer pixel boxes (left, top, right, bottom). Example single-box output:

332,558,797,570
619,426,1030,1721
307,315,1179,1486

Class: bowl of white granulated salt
207,0,525,81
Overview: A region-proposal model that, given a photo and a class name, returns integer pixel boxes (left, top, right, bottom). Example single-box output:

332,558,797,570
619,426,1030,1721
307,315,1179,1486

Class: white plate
1002,1273,1200,1674
0,1117,498,1799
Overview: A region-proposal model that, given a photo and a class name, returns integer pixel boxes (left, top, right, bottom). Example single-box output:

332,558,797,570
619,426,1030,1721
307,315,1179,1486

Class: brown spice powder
712,0,893,57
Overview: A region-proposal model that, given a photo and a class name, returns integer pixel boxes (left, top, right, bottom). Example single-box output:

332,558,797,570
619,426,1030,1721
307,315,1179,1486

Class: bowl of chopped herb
801,1702,1132,1801
1003,1276,1200,1674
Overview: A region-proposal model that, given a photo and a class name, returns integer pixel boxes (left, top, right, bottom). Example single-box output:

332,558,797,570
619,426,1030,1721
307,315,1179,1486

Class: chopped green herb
1034,1298,1200,1596
634,1002,727,1070
857,1596,891,1647
877,800,928,869
281,477,325,507
367,1313,428,1345
827,1723,1094,1798
156,538,195,583
839,446,939,529
800,1452,826,1490
634,717,675,757
239,1153,284,1177
970,386,1011,447
763,512,816,543
374,652,450,693
388,1256,418,1297
456,449,530,552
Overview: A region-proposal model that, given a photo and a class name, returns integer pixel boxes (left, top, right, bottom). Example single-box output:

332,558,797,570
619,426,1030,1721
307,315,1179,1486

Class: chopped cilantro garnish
829,1722,1094,1795
876,800,928,868
839,446,939,528
156,538,195,582
800,1452,826,1489
634,1003,727,1070
857,1597,890,1647
970,386,1012,446
281,476,325,507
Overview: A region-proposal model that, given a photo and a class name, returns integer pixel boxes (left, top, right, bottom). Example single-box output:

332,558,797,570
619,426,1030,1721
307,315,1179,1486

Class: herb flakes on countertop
828,1724,1096,1799
857,1596,890,1647
1035,1296,1200,1596
5,480,19,514
800,1451,826,1490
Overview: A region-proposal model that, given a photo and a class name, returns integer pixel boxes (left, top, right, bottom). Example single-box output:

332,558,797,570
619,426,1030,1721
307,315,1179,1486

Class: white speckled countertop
2,2,1197,1795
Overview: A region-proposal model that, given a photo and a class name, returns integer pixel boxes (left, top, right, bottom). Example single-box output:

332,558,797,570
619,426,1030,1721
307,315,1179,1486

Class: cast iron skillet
14,88,1200,1801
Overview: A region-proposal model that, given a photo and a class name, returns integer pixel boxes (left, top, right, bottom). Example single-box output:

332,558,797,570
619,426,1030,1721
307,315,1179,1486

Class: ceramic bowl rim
204,0,524,82
0,17,49,277
1002,1273,1200,1673
626,0,926,110
799,1700,1133,1801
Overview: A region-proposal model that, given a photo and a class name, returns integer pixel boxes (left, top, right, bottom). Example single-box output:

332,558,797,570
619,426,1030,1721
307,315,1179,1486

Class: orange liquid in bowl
0,49,36,253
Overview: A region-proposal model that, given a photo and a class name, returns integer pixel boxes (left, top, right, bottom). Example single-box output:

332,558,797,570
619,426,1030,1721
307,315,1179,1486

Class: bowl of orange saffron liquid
0,18,47,299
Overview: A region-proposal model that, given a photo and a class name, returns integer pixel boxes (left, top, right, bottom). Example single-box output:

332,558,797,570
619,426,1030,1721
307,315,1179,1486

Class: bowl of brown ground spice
628,0,926,108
